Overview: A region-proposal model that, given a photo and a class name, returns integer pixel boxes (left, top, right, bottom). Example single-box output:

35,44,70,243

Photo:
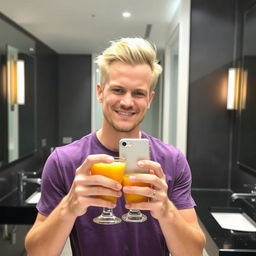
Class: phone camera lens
122,141,127,147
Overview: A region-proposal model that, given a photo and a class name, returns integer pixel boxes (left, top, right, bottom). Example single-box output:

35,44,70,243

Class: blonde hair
96,38,162,90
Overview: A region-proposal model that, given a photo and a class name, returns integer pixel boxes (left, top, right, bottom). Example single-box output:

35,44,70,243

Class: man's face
97,61,155,133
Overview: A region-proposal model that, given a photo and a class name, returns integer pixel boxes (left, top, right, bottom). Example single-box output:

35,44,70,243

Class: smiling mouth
116,110,135,117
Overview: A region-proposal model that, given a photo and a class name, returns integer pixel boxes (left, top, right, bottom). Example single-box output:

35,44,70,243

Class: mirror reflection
237,3,256,174
7,45,36,163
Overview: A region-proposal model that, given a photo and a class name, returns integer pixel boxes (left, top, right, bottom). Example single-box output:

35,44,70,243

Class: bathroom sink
25,191,41,204
210,207,256,232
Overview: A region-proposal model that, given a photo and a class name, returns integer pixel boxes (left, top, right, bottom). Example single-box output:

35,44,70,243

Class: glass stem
129,209,142,216
102,208,114,217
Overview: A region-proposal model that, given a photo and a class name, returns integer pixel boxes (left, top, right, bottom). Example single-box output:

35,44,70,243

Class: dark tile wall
0,13,59,256
188,0,256,190
0,13,58,199
36,40,59,158
58,55,92,145
0,12,93,255
188,0,236,188
231,0,256,191
0,17,94,199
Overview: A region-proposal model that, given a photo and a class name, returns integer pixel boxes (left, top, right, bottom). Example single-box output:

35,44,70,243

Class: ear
96,84,103,103
147,90,155,109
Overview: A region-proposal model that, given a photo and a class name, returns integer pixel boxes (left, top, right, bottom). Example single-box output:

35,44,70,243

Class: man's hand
122,160,170,220
64,154,123,217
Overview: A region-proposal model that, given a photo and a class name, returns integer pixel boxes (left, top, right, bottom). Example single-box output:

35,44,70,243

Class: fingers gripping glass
122,174,148,223
91,157,125,225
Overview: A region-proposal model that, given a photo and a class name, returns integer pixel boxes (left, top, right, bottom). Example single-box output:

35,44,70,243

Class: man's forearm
158,202,206,256
25,196,77,256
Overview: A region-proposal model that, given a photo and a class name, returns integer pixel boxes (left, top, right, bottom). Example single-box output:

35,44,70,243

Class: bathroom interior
0,0,256,255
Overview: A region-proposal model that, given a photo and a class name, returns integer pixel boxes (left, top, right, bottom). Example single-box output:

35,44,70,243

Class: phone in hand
119,138,150,204
119,138,150,174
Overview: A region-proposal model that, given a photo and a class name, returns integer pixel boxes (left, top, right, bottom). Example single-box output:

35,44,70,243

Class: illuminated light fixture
227,68,239,110
122,12,131,18
10,59,25,110
17,60,25,105
10,60,17,108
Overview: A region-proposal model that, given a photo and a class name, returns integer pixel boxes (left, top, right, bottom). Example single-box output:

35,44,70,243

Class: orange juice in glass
122,173,150,223
122,174,149,203
91,160,125,202
91,157,125,225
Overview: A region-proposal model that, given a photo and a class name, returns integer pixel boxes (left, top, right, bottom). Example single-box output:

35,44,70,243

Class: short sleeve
36,150,67,216
170,150,196,209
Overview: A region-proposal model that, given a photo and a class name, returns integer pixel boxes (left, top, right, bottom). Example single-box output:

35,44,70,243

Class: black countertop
192,189,256,255
0,184,38,224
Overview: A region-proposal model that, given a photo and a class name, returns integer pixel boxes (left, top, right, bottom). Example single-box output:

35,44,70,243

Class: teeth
118,111,132,116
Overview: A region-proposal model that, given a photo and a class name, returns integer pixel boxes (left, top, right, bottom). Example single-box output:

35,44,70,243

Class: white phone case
119,138,150,174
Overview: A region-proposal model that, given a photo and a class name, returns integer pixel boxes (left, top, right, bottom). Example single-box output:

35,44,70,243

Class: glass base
122,210,147,223
93,208,121,225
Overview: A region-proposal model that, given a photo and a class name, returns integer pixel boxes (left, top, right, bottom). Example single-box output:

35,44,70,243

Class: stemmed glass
122,174,149,223
91,157,125,225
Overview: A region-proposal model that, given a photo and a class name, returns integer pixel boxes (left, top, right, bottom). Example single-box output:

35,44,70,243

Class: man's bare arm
25,154,122,255
123,160,206,256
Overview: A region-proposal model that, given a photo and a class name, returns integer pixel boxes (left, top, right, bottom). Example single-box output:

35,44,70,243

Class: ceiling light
122,12,131,18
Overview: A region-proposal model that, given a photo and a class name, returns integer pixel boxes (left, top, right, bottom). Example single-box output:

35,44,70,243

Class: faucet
230,184,256,202
18,171,41,193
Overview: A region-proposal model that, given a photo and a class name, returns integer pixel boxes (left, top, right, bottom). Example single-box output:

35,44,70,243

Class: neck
96,127,141,152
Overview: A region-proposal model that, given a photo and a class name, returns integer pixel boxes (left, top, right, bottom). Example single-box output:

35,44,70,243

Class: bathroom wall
188,0,236,188
188,0,256,190
0,13,59,199
58,54,92,145
0,13,93,255
230,0,256,191
0,13,59,256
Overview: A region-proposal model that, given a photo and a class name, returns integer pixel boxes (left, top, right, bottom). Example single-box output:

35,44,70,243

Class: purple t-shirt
37,131,195,256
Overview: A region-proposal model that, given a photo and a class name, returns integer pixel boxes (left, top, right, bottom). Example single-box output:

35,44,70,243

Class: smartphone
119,138,150,174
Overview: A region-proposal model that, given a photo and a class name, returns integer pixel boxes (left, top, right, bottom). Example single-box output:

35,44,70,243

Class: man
25,38,205,256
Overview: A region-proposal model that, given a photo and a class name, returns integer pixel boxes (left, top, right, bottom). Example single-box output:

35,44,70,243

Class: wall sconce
17,60,25,105
227,68,239,110
10,59,25,110
227,68,247,110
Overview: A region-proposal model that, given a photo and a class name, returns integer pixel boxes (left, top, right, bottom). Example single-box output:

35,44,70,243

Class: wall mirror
237,3,256,175
5,45,36,165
